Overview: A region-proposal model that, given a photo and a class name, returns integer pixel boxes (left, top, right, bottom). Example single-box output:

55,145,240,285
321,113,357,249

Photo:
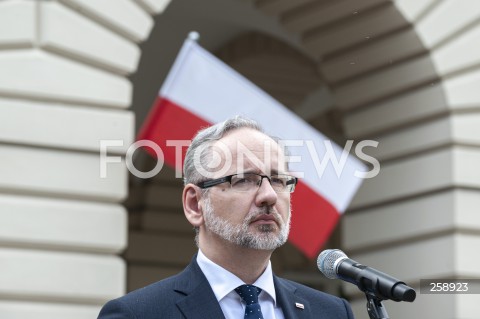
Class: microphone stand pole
365,294,389,319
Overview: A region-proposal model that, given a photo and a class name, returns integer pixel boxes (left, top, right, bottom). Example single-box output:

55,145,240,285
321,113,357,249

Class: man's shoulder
98,272,189,318
115,257,202,303
276,276,338,298
275,276,353,309
117,273,187,303
275,276,355,318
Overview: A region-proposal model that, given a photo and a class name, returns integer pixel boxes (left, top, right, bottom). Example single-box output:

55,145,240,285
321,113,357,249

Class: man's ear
182,184,204,227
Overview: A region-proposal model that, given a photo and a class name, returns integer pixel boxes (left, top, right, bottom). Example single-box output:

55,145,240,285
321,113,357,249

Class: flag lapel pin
295,302,305,310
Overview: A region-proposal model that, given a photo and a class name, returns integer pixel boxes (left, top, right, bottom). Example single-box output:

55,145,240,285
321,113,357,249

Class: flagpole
188,31,200,42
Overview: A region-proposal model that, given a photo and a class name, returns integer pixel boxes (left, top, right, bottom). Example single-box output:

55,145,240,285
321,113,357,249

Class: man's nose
255,176,278,207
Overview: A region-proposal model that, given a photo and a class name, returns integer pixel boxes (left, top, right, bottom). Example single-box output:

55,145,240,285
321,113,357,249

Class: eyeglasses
196,173,298,193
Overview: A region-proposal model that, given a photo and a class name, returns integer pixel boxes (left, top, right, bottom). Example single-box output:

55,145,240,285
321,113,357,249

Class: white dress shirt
197,249,285,319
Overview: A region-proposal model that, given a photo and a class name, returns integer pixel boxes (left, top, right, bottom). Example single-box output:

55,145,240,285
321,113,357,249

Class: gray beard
202,195,291,250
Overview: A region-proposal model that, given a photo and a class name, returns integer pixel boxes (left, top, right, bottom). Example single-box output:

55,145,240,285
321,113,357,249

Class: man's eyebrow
237,169,259,174
240,169,286,175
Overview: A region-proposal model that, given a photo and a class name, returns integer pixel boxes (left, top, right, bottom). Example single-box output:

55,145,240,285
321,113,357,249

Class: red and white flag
137,35,365,259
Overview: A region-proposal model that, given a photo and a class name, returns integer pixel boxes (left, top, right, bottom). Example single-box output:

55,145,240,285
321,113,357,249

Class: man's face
200,128,291,250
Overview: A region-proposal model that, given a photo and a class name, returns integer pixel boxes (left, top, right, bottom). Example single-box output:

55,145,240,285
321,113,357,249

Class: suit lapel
174,257,225,319
274,275,312,319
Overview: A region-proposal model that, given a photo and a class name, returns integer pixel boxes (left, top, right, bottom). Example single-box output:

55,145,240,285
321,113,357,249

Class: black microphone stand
365,293,389,319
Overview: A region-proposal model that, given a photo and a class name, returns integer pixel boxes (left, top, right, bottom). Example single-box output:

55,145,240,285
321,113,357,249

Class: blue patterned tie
235,284,265,319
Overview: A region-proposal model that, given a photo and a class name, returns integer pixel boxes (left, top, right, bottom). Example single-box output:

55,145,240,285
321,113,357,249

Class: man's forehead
214,136,284,160
217,128,280,148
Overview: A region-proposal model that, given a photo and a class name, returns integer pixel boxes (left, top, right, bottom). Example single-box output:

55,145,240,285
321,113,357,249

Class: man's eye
232,174,258,186
233,178,248,184
271,177,285,186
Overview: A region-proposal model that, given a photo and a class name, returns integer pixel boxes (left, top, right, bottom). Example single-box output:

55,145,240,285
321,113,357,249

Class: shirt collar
196,249,277,305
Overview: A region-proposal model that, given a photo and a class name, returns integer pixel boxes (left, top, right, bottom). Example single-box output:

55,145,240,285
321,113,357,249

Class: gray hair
183,116,266,185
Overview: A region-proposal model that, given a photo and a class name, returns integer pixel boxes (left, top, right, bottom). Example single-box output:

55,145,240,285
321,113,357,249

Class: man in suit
98,116,355,318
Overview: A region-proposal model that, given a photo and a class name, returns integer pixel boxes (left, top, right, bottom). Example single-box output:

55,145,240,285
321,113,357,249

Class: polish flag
137,34,366,259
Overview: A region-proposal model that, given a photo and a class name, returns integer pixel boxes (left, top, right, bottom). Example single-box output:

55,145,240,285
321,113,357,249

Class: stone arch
249,1,480,317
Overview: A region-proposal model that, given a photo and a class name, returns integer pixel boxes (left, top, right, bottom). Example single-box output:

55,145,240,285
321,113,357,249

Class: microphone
317,249,416,302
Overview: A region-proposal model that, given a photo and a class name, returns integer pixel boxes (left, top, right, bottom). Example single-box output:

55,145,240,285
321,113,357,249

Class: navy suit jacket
98,256,355,319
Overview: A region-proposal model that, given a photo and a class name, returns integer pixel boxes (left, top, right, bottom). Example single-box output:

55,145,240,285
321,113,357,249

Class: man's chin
249,221,279,232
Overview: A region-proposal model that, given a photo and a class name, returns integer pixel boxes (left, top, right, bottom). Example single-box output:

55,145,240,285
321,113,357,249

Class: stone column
0,0,169,317
337,1,480,318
